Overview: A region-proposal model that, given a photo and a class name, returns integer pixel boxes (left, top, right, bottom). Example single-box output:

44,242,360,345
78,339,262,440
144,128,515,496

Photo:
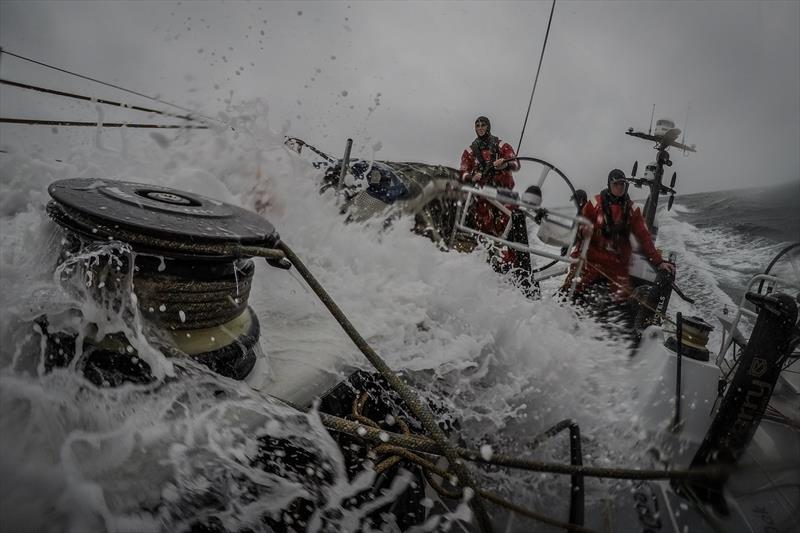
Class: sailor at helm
460,116,520,189
458,116,520,237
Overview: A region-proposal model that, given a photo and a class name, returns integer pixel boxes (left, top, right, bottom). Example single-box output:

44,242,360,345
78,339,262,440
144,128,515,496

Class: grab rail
530,419,585,529
451,185,593,293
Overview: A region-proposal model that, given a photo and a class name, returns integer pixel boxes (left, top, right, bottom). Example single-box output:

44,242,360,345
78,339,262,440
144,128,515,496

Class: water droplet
479,444,493,461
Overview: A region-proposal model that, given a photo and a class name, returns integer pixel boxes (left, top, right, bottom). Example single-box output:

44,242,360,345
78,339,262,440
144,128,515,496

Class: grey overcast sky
1,0,798,195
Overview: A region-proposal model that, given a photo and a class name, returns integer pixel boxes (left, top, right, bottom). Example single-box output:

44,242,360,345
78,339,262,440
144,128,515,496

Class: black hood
475,116,491,138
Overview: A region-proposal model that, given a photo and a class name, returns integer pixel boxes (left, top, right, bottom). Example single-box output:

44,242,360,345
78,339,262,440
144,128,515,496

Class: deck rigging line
260,242,768,533
0,48,219,124
0,78,202,123
0,117,208,129
516,0,557,154
275,241,495,533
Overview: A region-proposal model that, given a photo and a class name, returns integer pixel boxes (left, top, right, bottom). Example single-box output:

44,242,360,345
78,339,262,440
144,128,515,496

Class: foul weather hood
475,116,491,137
607,168,629,194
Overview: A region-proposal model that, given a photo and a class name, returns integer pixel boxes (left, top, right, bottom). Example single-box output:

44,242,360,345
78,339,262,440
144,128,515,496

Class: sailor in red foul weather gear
570,169,675,298
459,116,520,236
564,169,676,346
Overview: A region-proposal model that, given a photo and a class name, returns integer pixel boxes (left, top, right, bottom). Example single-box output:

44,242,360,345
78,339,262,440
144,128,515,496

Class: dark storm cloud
1,0,797,194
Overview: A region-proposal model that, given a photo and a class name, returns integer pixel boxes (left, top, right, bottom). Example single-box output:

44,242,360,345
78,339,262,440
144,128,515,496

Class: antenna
681,104,690,154
648,104,655,135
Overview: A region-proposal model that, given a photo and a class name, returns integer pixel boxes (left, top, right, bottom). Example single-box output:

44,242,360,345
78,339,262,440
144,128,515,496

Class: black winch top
48,178,280,258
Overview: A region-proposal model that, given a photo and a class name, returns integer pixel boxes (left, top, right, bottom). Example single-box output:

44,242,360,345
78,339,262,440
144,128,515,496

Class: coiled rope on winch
133,261,254,330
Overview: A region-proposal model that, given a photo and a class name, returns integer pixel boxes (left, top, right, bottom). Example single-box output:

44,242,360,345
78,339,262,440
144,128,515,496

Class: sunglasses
475,122,488,127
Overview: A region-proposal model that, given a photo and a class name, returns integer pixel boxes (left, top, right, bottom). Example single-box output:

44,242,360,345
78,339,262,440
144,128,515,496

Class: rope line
0,117,208,129
276,241,495,533
0,48,220,124
0,78,202,122
516,0,557,154
268,243,746,531
371,444,597,533
318,412,733,482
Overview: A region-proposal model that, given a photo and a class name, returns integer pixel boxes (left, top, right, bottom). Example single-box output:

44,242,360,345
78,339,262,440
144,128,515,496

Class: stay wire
0,118,208,129
0,78,202,123
516,0,557,155
0,48,220,125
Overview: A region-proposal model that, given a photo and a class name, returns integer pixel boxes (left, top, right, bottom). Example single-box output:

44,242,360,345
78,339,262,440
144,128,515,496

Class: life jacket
470,135,501,186
599,189,632,242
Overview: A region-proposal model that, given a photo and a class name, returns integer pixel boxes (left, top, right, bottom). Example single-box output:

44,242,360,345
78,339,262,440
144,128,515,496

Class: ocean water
662,184,799,346
0,108,798,532
673,184,799,303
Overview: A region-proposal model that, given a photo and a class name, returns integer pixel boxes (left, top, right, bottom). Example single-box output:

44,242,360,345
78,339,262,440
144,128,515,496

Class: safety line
0,78,202,122
0,48,220,124
516,0,557,154
0,117,208,129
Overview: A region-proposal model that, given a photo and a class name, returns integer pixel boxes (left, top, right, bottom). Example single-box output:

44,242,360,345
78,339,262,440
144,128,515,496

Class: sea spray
1,100,671,531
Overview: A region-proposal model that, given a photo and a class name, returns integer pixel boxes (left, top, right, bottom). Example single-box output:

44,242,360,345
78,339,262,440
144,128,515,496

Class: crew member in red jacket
459,116,520,236
568,168,675,300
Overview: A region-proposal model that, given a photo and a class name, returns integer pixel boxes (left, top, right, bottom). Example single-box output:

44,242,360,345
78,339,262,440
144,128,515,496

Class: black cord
0,48,219,124
0,117,208,129
1,78,201,122
516,0,557,154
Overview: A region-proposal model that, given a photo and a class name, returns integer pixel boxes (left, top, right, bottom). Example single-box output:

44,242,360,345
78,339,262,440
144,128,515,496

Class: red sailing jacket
458,137,520,238
573,192,664,295
459,137,520,189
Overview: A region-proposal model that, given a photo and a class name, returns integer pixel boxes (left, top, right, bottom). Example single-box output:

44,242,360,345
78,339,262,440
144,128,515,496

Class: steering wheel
506,156,581,274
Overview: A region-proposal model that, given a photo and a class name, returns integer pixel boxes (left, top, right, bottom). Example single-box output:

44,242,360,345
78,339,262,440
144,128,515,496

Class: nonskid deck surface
577,424,799,533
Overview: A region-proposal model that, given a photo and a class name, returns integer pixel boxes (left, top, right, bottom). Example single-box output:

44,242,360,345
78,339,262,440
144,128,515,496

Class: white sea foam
2,101,783,531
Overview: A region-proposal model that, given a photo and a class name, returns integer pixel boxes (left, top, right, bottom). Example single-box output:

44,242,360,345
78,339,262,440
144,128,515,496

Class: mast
626,118,697,237
644,147,669,233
